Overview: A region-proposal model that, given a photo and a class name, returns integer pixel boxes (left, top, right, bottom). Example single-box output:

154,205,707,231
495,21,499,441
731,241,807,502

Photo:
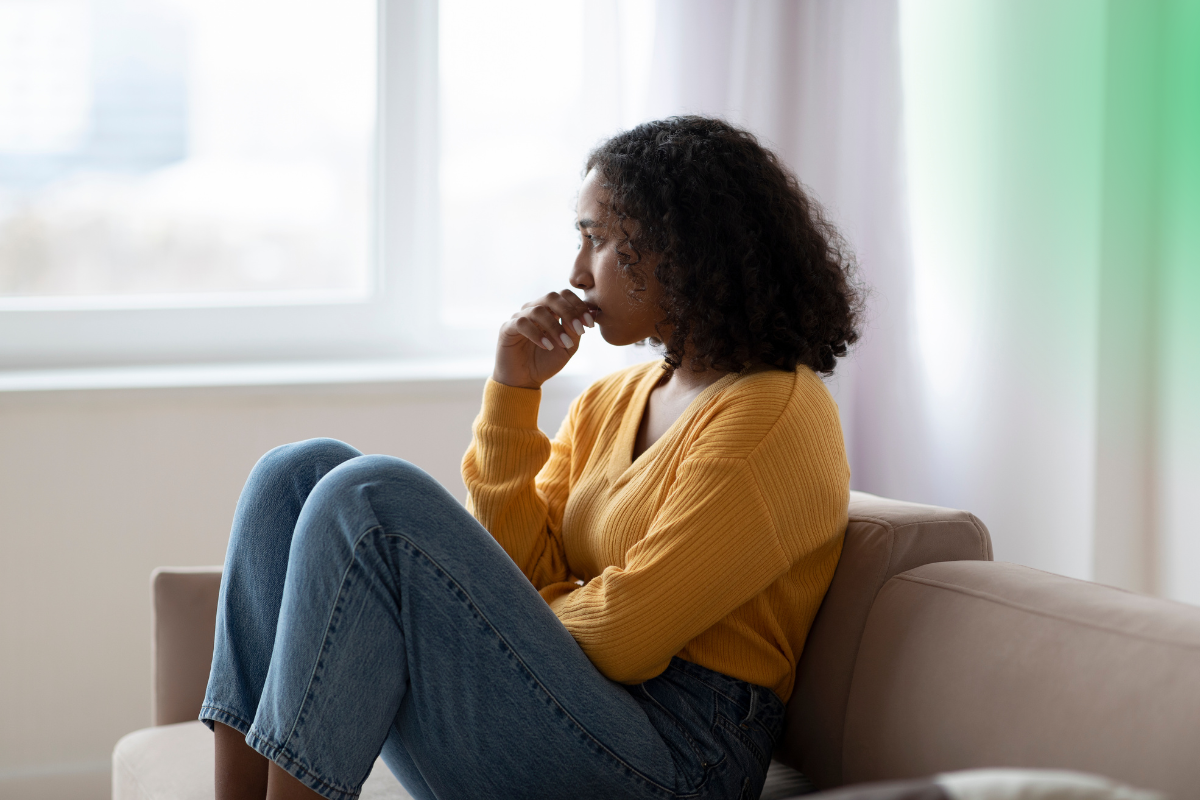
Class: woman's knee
250,438,362,491
313,455,442,502
257,437,361,472
304,456,459,541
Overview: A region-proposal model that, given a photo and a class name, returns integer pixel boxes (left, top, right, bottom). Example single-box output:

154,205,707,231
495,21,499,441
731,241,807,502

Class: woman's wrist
491,367,542,391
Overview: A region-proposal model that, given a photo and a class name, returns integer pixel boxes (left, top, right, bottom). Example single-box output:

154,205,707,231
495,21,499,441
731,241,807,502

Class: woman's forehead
573,173,609,225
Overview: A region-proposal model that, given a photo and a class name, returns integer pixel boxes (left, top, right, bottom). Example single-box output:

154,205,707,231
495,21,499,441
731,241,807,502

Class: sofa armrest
780,491,993,788
151,566,223,726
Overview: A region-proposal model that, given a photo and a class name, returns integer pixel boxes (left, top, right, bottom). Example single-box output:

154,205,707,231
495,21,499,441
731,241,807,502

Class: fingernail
572,319,585,335
541,337,555,350
559,332,574,348
583,312,595,327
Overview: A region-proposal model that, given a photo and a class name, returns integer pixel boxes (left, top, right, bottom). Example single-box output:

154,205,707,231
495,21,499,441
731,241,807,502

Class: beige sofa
112,492,1200,799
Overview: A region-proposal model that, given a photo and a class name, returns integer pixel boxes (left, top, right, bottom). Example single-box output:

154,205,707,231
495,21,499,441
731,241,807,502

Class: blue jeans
200,438,784,800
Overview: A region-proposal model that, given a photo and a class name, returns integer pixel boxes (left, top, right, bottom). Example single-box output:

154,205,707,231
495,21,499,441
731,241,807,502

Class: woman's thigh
259,455,761,800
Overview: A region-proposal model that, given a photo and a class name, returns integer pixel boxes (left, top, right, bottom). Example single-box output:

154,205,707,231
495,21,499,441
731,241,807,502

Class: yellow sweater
462,360,849,702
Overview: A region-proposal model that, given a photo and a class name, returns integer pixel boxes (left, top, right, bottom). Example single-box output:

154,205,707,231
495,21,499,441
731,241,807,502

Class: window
0,0,375,298
0,0,655,370
437,0,654,329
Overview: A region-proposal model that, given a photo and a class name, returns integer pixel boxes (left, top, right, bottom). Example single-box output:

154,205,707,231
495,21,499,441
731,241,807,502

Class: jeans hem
245,727,361,800
198,704,255,735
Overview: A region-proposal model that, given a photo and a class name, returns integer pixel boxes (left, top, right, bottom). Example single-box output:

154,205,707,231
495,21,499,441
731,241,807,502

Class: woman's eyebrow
575,218,602,230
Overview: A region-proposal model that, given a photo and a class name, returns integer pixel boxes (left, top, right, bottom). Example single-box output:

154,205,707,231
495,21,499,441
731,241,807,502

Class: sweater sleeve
461,379,573,589
546,456,796,685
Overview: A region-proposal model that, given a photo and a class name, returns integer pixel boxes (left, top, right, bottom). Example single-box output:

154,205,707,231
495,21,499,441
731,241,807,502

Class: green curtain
899,0,1200,601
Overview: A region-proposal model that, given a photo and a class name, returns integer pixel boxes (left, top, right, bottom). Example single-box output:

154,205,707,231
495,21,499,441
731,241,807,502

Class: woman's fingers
554,289,592,326
528,305,576,349
520,292,593,337
493,290,591,390
512,291,592,350
507,306,566,350
553,289,595,329
511,316,556,351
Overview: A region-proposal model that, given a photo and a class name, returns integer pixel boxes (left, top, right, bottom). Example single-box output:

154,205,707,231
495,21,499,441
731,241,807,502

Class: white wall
0,371,584,800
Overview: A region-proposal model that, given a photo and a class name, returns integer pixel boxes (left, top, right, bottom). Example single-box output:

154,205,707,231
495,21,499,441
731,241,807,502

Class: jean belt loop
740,684,761,726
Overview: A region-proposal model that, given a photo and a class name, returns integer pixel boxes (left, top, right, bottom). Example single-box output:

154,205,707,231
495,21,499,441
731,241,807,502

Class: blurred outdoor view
0,0,375,300
437,0,655,327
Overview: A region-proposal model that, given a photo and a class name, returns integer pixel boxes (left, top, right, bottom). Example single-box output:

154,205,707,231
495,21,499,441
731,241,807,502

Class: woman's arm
544,401,849,685
463,288,594,586
461,381,576,589
542,458,785,682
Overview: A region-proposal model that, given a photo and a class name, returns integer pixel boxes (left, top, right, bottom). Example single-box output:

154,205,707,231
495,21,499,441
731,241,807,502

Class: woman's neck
664,365,728,394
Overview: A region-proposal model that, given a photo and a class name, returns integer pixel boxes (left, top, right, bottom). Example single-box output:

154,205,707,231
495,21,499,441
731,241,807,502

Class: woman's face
569,169,665,346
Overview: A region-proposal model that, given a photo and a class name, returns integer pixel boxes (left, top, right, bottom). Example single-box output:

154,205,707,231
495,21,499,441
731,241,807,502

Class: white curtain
634,0,1200,603
641,0,939,542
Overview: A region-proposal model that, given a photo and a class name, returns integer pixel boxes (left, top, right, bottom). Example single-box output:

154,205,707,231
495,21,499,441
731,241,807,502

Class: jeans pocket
713,686,781,774
713,714,771,773
637,682,724,792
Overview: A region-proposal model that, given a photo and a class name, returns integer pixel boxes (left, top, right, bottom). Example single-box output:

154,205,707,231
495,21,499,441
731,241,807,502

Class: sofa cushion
799,777,947,799
112,721,824,800
780,491,992,787
111,721,413,800
843,561,1200,799
789,768,1162,800
934,768,1162,799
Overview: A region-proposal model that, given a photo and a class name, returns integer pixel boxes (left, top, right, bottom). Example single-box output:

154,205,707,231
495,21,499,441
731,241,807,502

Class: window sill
0,353,614,400
0,357,499,394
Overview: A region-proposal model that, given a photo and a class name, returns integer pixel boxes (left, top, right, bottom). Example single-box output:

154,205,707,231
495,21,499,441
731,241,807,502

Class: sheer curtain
635,0,1200,603
640,0,938,556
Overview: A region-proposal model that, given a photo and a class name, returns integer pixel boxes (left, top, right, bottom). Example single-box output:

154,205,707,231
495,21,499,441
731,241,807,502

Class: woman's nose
569,249,591,290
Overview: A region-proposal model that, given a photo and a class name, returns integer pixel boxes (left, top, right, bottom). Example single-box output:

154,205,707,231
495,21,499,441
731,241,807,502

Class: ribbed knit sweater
461,360,849,702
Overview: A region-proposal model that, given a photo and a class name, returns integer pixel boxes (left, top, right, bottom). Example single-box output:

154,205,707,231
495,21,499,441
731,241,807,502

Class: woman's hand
493,290,595,389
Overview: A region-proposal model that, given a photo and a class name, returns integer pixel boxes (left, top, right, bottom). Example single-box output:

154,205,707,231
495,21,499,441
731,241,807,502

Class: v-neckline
607,362,742,486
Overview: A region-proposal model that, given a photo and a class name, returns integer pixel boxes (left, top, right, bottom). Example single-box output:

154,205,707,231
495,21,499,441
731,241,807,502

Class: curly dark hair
585,116,863,376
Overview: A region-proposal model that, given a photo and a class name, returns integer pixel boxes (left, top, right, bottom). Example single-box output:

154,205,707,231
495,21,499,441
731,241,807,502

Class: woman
201,116,861,800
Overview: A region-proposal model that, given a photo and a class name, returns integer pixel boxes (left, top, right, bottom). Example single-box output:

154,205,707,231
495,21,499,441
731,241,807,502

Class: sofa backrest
842,560,1200,800
778,491,993,788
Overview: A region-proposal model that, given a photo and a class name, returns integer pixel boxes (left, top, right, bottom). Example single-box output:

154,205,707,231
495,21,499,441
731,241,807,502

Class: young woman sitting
201,116,862,800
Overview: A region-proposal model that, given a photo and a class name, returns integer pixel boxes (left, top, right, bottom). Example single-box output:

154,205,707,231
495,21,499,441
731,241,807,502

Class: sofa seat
112,721,415,800
112,721,816,800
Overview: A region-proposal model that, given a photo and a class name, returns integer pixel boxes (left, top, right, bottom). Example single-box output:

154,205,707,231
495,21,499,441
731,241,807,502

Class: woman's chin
598,326,634,346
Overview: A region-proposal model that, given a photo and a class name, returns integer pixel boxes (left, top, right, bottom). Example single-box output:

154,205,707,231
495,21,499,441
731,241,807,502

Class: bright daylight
2,2,1199,800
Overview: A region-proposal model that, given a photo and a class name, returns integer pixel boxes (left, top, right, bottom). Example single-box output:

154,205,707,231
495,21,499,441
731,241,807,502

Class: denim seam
713,715,771,772
683,669,784,729
669,659,771,709
387,531,701,800
245,726,360,800
199,703,256,735
276,523,384,757
637,683,724,785
680,672,745,708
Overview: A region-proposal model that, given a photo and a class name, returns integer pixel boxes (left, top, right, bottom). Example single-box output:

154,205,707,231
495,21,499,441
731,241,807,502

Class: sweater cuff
539,581,578,610
480,378,542,429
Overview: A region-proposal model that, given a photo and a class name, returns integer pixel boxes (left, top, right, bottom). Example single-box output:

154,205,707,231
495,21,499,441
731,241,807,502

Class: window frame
0,0,463,371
